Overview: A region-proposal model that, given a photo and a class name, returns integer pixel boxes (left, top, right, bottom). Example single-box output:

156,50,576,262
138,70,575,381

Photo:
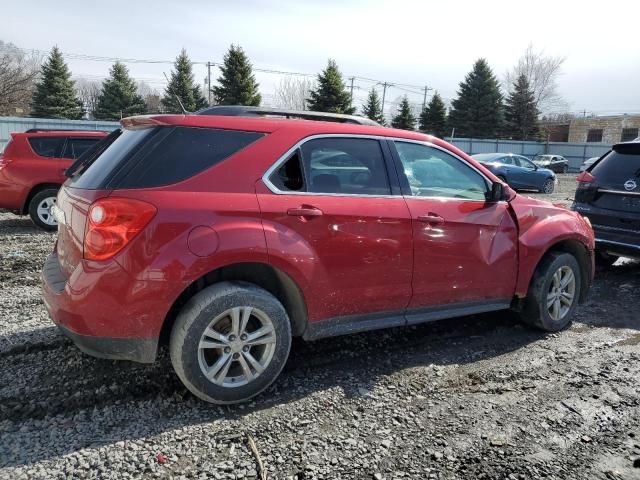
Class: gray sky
4,0,640,115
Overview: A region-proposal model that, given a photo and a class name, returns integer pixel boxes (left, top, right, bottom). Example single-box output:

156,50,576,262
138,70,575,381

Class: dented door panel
406,198,518,308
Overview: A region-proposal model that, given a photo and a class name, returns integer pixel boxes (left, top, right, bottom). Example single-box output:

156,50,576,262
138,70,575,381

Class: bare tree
505,44,566,113
0,41,42,116
137,81,161,113
75,78,102,118
273,76,315,110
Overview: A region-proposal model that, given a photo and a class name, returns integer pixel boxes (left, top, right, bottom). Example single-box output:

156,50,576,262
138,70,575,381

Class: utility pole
207,62,212,105
349,76,355,106
421,86,432,111
380,82,391,120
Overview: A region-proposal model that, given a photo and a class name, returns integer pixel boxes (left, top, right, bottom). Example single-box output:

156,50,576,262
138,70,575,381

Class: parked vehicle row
0,129,107,229
40,107,595,404
471,152,557,193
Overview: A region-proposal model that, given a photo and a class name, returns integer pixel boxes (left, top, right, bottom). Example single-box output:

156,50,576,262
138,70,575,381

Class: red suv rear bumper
41,252,162,363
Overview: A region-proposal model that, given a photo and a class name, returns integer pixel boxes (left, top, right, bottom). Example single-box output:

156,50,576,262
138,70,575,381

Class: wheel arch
159,262,309,346
21,183,61,214
517,238,592,303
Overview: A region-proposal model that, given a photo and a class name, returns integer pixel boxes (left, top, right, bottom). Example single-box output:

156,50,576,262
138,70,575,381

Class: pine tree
93,62,146,120
391,96,416,130
212,45,261,106
419,92,448,137
31,46,83,119
162,49,208,113
361,87,385,125
504,74,539,140
307,59,355,114
448,59,504,138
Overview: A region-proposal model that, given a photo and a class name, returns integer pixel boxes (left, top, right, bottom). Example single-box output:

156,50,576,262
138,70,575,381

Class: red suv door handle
417,213,445,224
287,206,324,217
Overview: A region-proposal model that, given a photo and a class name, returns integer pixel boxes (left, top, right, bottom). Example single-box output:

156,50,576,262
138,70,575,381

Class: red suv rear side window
69,126,264,190
28,137,65,158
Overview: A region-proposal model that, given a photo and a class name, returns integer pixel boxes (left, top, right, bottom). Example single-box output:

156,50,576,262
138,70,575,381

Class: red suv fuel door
391,141,518,315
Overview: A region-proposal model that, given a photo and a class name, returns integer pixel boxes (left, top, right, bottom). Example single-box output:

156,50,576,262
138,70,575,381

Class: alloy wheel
198,306,277,388
36,197,57,226
546,266,576,321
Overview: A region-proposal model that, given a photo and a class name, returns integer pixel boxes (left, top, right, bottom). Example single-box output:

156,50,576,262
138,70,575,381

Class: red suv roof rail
24,128,110,134
195,105,380,126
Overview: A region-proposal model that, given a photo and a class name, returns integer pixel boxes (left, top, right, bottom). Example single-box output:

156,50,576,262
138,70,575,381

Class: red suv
41,107,595,404
0,129,106,230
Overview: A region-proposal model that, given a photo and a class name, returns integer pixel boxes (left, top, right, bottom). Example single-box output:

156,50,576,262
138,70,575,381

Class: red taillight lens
84,198,156,261
576,171,595,183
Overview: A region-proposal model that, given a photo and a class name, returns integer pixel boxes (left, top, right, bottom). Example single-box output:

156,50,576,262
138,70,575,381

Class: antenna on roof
163,72,189,115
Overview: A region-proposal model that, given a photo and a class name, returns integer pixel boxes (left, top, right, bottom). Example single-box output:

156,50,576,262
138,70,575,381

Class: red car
0,129,107,230
41,107,595,404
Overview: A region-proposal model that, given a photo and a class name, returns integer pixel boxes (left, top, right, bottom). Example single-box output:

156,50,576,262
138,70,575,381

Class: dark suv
572,140,640,264
42,107,594,404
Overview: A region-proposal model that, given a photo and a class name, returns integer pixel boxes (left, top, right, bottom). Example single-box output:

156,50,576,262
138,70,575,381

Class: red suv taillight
84,198,156,261
576,171,595,184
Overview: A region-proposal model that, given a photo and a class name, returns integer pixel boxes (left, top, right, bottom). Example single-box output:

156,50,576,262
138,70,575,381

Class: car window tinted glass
68,128,158,189
299,138,390,195
394,142,488,200
115,127,264,189
590,148,640,186
28,137,65,158
65,138,101,159
270,150,305,191
501,156,514,165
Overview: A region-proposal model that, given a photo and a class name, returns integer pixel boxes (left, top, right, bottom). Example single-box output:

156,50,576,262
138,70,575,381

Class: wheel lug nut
243,346,249,352
228,335,236,341
224,347,231,354
233,353,240,359
240,334,247,341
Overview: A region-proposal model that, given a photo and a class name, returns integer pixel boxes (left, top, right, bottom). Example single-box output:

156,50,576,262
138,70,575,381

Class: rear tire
170,282,292,404
515,252,581,332
542,179,555,194
562,165,569,174
28,188,59,231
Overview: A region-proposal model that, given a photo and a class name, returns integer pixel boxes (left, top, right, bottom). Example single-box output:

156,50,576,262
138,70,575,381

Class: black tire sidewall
534,253,581,331
171,283,292,404
28,188,59,231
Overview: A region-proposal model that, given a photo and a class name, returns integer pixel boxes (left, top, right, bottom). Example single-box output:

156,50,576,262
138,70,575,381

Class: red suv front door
390,141,518,320
257,136,413,328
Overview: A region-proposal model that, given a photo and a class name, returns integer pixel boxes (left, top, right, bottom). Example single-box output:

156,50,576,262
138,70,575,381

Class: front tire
542,178,555,194
170,282,292,404
515,252,581,332
28,188,59,231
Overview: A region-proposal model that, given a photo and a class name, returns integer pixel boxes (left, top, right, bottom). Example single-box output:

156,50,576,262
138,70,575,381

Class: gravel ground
1,174,639,480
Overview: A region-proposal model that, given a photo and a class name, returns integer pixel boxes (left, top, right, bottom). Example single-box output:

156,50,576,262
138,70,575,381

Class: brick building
567,114,640,144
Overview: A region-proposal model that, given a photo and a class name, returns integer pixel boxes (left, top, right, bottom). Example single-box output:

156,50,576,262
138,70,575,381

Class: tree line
2,41,564,140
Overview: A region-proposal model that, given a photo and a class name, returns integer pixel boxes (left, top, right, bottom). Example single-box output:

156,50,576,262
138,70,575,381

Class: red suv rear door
257,135,413,330
389,140,518,321
26,135,70,183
